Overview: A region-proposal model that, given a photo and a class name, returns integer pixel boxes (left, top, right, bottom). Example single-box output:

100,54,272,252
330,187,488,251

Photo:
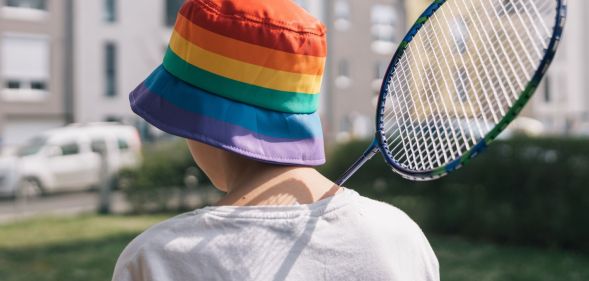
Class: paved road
0,187,221,224
0,191,130,224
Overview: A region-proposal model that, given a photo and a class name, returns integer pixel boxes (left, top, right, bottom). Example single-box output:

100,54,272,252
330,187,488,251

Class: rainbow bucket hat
130,0,327,166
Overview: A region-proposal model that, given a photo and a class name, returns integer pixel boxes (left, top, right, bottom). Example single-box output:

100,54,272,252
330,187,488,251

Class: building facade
73,0,182,125
405,0,430,25
0,0,70,147
324,0,406,142
0,0,181,148
531,0,589,135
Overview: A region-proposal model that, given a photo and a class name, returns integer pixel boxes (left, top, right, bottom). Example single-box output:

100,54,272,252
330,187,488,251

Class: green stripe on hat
162,48,320,114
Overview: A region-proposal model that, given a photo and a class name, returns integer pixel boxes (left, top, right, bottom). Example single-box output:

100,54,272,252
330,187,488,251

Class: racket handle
335,140,379,186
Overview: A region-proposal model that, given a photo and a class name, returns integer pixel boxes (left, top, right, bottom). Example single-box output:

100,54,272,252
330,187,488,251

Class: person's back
113,0,439,279
113,188,438,281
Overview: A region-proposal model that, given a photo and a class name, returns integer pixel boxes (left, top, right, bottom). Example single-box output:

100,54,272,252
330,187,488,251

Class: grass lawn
432,236,589,281
0,215,588,281
0,215,167,281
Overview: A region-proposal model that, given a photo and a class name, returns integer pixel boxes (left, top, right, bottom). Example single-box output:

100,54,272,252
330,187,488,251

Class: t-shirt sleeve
357,198,440,281
393,209,440,281
110,217,177,281
111,238,145,281
411,220,440,281
111,261,134,281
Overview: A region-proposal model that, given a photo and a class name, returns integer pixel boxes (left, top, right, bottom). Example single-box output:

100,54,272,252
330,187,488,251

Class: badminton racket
336,0,567,184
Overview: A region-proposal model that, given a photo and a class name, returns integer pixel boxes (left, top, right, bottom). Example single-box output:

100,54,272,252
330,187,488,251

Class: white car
0,123,142,197
0,156,19,197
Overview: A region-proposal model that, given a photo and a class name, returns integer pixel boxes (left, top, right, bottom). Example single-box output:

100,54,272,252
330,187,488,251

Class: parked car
0,156,19,198
0,123,142,198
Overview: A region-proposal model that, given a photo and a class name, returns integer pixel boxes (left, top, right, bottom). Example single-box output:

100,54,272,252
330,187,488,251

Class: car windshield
17,136,48,157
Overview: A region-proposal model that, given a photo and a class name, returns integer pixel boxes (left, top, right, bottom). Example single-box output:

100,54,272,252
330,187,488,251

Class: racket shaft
336,140,379,186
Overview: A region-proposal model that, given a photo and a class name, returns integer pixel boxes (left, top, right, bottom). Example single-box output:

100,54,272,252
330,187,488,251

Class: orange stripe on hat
174,13,325,76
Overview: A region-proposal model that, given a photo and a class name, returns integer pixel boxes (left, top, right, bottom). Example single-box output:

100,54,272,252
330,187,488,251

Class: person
112,0,439,280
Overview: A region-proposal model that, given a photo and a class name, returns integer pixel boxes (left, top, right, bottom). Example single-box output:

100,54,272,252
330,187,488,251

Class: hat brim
130,66,326,166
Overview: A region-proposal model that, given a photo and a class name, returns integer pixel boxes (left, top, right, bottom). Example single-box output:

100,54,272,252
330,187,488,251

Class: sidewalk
0,187,220,224
0,191,129,224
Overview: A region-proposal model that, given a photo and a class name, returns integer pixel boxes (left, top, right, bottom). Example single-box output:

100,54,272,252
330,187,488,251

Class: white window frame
334,0,351,31
370,4,400,55
1,33,50,102
1,0,48,21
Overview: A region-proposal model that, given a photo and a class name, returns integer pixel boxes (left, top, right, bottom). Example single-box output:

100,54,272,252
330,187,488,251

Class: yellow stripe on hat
169,31,323,95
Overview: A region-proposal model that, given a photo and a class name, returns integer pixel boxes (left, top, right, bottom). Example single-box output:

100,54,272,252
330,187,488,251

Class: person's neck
216,165,341,207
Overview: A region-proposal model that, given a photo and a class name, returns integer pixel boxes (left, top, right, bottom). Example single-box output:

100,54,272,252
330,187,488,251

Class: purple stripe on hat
131,83,326,166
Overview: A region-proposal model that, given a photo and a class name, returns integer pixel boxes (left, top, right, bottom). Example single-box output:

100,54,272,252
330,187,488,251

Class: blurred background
0,0,588,280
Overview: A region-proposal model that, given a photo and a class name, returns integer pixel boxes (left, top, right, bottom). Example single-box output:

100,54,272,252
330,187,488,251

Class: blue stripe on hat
142,66,323,140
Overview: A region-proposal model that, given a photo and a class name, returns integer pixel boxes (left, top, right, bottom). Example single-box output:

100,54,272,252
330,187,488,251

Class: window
117,138,129,151
91,139,107,154
454,67,469,102
6,80,21,89
17,136,47,157
556,73,567,103
498,0,527,16
334,0,350,31
543,76,551,103
105,115,122,122
60,143,80,156
2,0,47,20
5,0,46,10
338,60,349,77
335,60,351,89
30,80,47,90
372,61,389,92
104,42,118,97
371,4,401,55
449,17,469,54
165,0,184,27
104,0,117,23
1,33,50,101
375,61,388,80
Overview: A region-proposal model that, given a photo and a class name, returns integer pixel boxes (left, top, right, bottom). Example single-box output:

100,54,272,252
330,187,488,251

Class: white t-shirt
112,188,439,281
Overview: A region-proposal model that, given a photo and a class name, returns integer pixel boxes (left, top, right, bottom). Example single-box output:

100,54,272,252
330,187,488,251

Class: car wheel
17,178,45,199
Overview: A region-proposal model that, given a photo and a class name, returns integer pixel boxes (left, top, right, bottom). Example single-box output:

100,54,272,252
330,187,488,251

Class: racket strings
384,0,544,135
441,1,524,124
386,49,473,169
392,52,445,168
386,0,544,168
382,0,556,171
455,0,539,107
404,44,463,167
390,0,544,168
412,29,471,156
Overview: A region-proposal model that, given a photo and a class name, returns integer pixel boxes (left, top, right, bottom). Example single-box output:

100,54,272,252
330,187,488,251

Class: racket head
375,0,567,181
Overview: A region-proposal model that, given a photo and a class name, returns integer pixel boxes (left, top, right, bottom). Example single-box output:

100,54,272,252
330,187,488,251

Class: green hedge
321,138,589,252
123,137,589,252
119,140,212,213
